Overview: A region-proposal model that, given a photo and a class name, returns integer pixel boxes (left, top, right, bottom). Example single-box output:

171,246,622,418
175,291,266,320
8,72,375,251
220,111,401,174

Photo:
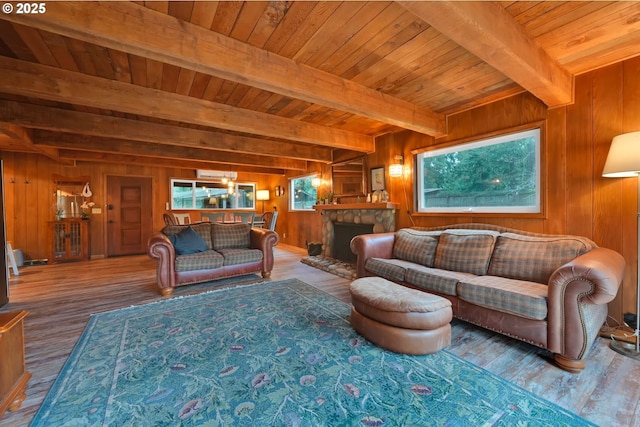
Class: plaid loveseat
350,223,625,373
148,222,279,296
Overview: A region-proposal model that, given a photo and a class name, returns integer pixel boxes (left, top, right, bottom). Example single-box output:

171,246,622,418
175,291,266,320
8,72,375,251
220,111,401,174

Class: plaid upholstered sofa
148,222,279,296
350,223,625,372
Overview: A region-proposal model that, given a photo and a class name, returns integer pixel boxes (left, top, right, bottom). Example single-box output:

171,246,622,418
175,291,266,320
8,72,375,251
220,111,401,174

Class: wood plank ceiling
0,1,639,174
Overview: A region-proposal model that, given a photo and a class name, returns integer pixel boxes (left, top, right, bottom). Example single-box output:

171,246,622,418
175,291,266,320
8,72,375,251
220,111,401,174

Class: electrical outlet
282,233,286,239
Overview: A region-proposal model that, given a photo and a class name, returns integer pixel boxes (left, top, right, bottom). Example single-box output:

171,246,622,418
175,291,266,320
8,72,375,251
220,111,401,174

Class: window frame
415,125,544,216
289,174,318,211
170,179,256,211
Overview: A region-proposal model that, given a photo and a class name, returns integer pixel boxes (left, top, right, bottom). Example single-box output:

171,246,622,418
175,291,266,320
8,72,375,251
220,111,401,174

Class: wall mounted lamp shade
256,190,270,213
389,163,403,178
602,131,640,360
389,155,404,178
311,177,321,188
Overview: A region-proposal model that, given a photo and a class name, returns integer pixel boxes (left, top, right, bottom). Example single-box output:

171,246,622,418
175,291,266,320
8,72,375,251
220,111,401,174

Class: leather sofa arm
547,247,626,361
148,233,177,292
250,228,280,272
350,232,396,278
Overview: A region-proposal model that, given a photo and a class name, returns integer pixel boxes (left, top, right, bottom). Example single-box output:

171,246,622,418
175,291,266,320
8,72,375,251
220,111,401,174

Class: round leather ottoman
349,277,453,355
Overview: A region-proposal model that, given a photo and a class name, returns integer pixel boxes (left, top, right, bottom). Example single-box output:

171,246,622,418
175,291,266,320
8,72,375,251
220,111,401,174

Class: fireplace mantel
313,202,398,211
313,202,398,259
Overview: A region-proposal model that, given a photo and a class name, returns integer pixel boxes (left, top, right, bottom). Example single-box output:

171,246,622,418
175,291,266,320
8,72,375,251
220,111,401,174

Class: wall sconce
256,189,270,213
275,185,285,197
389,155,404,178
311,177,321,188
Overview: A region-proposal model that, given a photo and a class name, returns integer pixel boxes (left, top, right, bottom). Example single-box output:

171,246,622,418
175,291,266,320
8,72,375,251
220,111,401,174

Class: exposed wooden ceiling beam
59,150,286,176
0,123,73,165
0,56,374,152
0,101,333,163
2,1,446,137
33,131,308,171
398,1,574,107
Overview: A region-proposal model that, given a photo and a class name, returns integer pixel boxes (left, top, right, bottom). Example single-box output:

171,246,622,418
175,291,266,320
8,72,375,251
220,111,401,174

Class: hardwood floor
1,244,638,426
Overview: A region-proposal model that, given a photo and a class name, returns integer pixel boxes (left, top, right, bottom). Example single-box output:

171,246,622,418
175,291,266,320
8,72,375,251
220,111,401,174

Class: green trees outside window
290,175,318,211
417,128,541,213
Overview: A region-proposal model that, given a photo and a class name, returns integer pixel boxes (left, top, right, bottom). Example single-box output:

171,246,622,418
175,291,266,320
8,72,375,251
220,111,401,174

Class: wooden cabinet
48,219,90,264
0,311,31,418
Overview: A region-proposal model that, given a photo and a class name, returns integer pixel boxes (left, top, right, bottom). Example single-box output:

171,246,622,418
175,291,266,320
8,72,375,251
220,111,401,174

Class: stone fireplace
314,203,398,259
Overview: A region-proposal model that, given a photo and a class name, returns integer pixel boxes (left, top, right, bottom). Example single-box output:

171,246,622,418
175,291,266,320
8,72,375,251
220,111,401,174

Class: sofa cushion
190,223,213,249
487,233,595,284
162,224,187,236
393,229,440,267
174,249,224,271
364,258,418,282
218,248,263,266
433,230,499,275
167,226,209,255
405,266,476,296
212,223,251,250
457,275,548,320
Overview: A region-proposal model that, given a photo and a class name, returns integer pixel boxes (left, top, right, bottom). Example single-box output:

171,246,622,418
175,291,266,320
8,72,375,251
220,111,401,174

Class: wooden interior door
106,176,153,256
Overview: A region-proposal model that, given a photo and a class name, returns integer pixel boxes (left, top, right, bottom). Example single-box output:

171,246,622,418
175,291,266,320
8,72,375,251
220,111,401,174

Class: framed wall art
370,166,385,191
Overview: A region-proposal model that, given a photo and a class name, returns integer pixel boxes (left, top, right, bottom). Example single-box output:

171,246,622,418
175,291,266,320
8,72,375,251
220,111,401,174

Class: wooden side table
0,311,31,418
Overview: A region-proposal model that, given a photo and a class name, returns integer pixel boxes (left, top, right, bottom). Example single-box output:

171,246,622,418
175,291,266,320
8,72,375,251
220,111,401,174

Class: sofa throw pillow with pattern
212,223,251,250
189,223,213,249
168,226,209,255
487,233,593,284
393,229,441,267
433,231,499,275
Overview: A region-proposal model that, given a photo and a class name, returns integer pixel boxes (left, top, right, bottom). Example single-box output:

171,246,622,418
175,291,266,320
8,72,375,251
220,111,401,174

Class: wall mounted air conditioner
195,170,238,180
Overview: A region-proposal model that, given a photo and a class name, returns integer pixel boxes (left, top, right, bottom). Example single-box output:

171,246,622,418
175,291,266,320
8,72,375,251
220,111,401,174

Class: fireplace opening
332,222,374,262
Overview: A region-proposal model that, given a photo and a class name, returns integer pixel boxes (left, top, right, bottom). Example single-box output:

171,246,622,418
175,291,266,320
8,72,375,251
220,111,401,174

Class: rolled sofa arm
250,228,280,274
547,246,626,364
148,233,177,293
350,232,396,278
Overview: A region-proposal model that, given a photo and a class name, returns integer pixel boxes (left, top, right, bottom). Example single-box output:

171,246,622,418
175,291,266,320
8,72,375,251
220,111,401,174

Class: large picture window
290,174,318,211
171,179,255,210
416,128,541,214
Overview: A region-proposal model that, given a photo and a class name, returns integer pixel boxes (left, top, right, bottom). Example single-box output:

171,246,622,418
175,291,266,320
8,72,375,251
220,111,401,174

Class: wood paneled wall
281,163,328,250
0,155,289,260
2,57,638,321
373,57,640,322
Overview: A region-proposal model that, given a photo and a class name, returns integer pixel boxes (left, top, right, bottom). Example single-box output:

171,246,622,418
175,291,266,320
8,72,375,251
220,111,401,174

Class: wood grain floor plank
0,244,637,426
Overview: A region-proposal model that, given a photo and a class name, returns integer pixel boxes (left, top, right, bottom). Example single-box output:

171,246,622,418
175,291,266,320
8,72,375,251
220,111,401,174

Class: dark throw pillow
168,226,209,255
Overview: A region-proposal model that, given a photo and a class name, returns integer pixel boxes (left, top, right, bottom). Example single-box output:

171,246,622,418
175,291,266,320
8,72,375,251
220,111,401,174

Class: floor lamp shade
256,190,270,213
602,131,640,360
602,131,640,177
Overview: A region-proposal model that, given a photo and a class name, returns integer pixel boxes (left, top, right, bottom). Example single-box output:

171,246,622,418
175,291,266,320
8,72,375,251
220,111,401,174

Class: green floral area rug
31,278,594,426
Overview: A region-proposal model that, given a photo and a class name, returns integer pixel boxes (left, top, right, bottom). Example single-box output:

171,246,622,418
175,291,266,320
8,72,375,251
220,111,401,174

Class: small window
416,128,541,213
290,174,318,211
170,179,255,210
